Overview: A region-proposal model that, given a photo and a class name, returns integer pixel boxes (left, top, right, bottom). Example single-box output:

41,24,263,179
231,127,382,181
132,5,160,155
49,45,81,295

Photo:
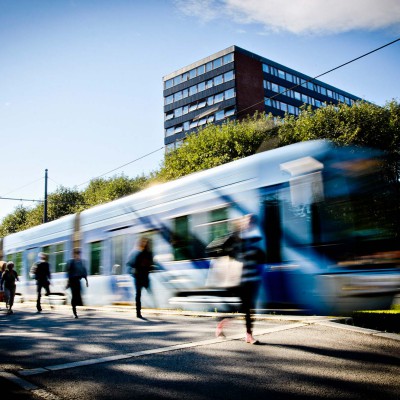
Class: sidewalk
1,303,398,399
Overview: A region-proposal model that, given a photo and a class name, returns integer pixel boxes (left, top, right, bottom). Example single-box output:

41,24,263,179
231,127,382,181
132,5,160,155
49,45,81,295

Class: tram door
263,196,282,263
262,194,291,308
90,241,102,275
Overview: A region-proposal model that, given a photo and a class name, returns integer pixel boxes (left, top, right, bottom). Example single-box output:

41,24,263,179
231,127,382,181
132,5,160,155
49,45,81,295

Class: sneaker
215,324,225,338
245,333,259,345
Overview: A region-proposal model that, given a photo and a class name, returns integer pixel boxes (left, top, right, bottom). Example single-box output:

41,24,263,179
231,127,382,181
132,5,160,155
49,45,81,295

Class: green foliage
0,175,148,235
351,310,400,333
2,100,400,235
82,174,147,207
278,100,400,179
0,205,29,236
157,113,278,181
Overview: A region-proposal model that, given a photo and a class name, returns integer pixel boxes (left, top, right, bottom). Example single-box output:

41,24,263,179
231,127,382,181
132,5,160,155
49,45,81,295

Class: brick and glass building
163,45,362,151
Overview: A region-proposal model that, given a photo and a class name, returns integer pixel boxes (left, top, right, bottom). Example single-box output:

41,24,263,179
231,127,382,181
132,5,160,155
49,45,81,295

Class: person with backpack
33,252,52,312
0,261,19,315
66,248,88,318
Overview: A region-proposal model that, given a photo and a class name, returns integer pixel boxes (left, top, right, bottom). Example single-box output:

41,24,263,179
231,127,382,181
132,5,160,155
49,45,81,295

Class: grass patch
350,309,400,334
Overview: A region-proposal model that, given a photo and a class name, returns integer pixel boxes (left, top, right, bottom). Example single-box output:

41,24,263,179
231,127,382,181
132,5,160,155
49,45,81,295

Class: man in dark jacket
34,252,51,312
0,261,19,315
126,237,154,319
66,248,88,319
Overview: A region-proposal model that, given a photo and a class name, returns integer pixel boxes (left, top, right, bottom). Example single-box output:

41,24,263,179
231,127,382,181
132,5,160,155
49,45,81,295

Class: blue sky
1,0,399,221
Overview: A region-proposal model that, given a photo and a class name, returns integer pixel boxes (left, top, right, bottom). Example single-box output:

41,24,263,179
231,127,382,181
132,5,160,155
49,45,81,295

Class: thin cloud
173,0,220,23
175,0,400,35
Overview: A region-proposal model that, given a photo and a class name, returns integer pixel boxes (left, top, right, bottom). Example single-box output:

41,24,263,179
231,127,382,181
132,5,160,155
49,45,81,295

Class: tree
277,99,400,239
156,113,278,181
0,205,29,236
277,100,400,183
82,174,148,207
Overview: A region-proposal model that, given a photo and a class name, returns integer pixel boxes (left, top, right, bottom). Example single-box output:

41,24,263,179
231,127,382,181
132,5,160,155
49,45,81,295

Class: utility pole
44,169,48,223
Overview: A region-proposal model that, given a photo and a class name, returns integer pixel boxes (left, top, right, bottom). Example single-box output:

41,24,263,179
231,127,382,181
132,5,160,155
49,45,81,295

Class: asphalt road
1,303,399,400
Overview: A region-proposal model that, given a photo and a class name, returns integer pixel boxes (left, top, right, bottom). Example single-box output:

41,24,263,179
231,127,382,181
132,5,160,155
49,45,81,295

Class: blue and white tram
2,140,400,315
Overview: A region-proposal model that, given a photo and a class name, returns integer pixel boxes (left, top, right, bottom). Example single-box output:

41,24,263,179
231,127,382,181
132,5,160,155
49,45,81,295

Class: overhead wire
77,146,164,187
0,176,43,197
237,37,400,117
2,38,399,206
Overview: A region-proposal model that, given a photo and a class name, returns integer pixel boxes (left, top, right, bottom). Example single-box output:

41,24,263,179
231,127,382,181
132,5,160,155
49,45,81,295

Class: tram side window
111,235,124,275
209,208,229,242
41,243,67,273
171,216,205,261
6,252,23,277
172,216,191,261
90,241,102,275
27,249,37,279
55,243,66,272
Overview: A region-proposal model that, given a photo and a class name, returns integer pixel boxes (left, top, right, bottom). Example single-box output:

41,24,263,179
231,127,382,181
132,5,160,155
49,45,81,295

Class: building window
197,65,205,75
213,57,222,69
198,81,206,92
165,95,173,105
174,125,183,133
189,85,197,96
174,91,182,101
225,108,235,118
166,143,175,152
214,93,224,103
223,53,234,64
206,61,213,72
225,88,235,99
189,68,196,79
165,79,173,89
182,72,189,82
166,127,174,137
215,110,225,121
224,70,234,82
214,75,223,86
174,75,182,86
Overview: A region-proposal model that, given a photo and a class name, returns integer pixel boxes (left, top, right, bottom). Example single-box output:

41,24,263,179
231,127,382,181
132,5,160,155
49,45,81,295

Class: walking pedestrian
126,237,154,319
214,215,265,344
66,248,88,318
0,261,19,315
33,252,51,312
0,261,7,310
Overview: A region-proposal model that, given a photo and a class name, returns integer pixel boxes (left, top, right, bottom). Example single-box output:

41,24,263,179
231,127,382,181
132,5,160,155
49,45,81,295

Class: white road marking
20,323,307,376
